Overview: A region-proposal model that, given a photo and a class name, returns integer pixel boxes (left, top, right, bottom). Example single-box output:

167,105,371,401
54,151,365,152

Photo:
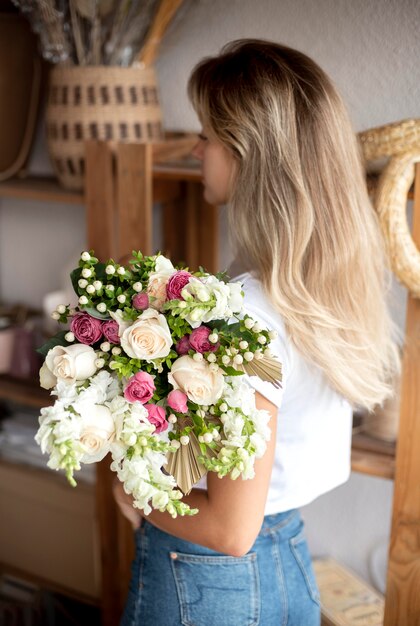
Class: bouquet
36,251,282,517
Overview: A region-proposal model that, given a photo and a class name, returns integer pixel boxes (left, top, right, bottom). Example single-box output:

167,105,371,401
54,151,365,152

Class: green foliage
36,330,71,357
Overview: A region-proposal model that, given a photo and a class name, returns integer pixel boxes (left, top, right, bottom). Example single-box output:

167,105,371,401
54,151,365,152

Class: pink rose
102,320,120,344
132,293,149,311
124,371,155,404
167,390,188,413
145,404,168,433
176,334,191,355
70,312,103,345
166,271,192,300
189,326,219,353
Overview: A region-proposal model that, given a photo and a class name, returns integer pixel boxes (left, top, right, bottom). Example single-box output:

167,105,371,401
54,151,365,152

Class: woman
116,39,400,626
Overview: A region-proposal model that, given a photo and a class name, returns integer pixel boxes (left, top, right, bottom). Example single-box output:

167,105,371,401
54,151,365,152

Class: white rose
44,344,98,386
120,309,172,361
78,404,115,463
168,356,224,405
39,361,57,390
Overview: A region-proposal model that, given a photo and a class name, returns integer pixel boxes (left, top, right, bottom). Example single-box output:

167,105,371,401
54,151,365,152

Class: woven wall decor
375,149,420,297
358,119,420,298
46,65,163,190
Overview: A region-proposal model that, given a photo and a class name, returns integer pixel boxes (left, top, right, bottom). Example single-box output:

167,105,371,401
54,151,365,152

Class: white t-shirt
195,272,353,515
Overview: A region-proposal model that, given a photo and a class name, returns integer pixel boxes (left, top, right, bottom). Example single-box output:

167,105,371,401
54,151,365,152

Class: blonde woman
116,39,400,626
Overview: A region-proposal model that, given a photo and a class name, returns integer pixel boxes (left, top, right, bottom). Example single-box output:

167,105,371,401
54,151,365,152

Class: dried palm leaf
241,356,283,388
164,431,216,496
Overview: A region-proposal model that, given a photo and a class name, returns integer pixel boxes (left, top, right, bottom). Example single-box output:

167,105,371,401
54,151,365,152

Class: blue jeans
120,509,320,626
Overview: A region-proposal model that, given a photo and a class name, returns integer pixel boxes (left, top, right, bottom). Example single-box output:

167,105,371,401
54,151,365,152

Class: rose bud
167,390,188,413
189,326,219,353
176,334,191,355
145,404,168,433
124,371,155,404
132,292,149,311
166,270,192,300
70,312,103,345
102,319,121,344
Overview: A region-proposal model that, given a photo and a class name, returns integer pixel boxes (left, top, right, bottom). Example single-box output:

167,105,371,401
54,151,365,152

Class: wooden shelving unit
0,149,418,626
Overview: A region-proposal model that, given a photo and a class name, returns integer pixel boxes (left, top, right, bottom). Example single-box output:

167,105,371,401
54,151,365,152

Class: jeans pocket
170,551,260,626
289,529,321,606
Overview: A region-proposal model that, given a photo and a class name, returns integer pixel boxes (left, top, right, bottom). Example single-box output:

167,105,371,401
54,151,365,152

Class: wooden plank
0,176,84,204
351,448,395,480
85,141,117,261
351,432,395,457
384,162,420,625
196,193,218,274
153,160,202,182
85,142,121,626
116,143,153,259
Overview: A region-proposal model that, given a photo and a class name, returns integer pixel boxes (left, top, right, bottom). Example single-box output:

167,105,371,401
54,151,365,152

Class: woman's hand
112,478,142,529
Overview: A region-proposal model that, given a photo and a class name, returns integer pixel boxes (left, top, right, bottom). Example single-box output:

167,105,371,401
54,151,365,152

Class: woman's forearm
141,488,227,552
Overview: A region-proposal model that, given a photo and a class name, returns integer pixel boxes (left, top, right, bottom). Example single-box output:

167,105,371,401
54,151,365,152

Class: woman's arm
114,392,277,557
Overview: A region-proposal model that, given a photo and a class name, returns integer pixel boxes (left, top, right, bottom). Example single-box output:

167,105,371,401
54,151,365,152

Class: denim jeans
120,509,320,626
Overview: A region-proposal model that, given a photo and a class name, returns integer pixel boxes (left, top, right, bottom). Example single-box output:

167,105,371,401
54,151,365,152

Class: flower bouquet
36,251,282,517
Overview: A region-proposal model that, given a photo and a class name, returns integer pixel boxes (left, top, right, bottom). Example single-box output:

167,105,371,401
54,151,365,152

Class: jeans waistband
259,509,300,535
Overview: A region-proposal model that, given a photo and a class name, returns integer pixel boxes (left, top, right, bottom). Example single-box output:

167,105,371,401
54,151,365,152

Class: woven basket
45,65,163,190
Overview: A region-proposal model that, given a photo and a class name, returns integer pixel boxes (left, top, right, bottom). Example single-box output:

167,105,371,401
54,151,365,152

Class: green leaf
83,306,111,320
36,330,71,357
220,365,244,377
70,267,82,295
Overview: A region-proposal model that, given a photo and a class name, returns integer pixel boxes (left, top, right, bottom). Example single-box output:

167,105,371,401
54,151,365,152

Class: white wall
1,0,418,592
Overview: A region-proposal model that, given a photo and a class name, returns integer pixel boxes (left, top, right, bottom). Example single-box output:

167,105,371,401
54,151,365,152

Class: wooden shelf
0,176,84,205
0,159,202,205
351,431,395,480
0,375,52,408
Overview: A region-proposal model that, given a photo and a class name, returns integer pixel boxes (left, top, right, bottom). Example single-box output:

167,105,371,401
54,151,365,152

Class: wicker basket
45,65,163,190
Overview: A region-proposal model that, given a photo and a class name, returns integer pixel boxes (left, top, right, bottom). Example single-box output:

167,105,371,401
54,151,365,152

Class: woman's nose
191,139,204,161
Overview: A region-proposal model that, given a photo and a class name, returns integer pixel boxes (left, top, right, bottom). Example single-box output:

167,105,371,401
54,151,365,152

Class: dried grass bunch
12,0,184,66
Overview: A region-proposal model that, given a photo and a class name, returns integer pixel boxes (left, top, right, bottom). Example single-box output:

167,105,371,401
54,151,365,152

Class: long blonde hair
188,39,400,411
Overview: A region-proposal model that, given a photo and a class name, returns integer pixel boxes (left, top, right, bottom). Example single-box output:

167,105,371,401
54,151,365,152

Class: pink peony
176,334,191,355
124,371,155,404
166,271,192,300
132,293,149,311
167,390,188,413
145,404,168,433
70,312,103,345
189,326,219,353
102,320,120,344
